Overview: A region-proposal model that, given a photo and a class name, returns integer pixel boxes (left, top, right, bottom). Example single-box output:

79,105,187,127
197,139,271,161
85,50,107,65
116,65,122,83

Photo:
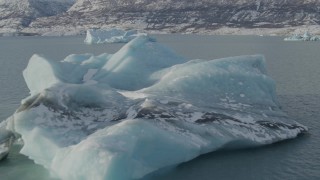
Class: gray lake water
0,35,319,180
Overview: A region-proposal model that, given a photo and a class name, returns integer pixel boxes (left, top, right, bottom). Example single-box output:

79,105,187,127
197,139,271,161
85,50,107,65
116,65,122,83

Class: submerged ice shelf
0,35,306,179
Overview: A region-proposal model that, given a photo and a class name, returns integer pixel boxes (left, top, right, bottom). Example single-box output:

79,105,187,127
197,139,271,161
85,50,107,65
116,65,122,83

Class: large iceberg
2,35,306,179
84,28,146,44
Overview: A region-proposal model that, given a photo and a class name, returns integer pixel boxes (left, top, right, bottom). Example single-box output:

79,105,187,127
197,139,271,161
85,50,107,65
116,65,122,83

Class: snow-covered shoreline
2,25,320,37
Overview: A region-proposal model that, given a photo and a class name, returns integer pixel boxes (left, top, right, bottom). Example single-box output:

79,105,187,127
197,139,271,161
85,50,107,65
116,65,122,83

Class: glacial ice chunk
284,31,320,41
5,35,307,180
84,28,146,44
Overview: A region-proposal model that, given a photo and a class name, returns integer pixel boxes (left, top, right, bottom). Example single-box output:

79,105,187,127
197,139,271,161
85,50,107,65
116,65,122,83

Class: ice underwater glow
1,35,306,180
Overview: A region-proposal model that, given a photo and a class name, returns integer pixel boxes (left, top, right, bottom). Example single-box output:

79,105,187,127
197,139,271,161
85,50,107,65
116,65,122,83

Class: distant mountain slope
1,0,320,35
0,0,75,34
68,0,320,28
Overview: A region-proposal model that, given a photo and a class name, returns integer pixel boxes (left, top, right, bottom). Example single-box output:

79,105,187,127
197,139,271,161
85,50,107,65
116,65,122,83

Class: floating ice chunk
84,29,147,44
284,31,320,41
5,35,307,180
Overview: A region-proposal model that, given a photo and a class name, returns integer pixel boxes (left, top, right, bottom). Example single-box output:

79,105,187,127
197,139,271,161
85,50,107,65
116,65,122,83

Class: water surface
0,35,319,180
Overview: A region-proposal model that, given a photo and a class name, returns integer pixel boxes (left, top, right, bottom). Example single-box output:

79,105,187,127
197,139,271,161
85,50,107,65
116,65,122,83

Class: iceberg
3,35,306,180
84,28,146,44
284,31,320,41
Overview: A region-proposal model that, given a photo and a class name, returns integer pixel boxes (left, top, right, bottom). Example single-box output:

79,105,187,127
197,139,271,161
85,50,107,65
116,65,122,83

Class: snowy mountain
0,0,75,34
1,0,320,35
